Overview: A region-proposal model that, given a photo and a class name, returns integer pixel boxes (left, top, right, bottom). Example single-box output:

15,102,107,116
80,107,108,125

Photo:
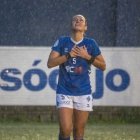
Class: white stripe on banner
0,47,140,106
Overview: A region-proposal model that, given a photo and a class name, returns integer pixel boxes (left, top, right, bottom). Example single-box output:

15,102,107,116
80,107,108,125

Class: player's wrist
87,55,95,64
65,52,71,59
86,54,92,60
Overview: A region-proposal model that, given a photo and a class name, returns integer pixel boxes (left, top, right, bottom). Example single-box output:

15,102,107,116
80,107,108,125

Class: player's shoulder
58,36,70,42
84,37,97,44
84,37,99,48
53,36,70,47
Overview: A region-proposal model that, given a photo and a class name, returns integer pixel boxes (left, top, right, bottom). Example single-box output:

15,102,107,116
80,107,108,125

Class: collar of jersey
70,37,83,45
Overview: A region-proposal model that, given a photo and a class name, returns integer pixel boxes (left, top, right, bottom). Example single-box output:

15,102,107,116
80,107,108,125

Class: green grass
0,122,140,140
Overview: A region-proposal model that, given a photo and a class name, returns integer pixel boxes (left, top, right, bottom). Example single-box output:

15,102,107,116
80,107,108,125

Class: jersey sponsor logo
65,66,83,74
65,66,75,73
74,66,82,74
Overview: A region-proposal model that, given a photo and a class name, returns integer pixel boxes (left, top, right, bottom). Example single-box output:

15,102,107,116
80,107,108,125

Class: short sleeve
91,39,101,57
51,38,61,53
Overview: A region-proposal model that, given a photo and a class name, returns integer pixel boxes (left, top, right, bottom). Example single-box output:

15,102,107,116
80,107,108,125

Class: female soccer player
47,14,106,140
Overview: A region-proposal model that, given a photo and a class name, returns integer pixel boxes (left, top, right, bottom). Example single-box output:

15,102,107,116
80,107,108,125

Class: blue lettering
0,67,131,96
106,69,130,91
23,69,47,91
49,69,59,90
0,68,22,91
92,69,104,99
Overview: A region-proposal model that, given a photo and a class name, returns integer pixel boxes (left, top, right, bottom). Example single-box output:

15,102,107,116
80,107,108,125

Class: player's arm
91,54,106,71
47,51,67,68
77,46,106,71
84,53,106,71
47,46,79,68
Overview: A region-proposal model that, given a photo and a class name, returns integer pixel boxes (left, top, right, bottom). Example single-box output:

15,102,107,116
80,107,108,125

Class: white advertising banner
0,47,140,106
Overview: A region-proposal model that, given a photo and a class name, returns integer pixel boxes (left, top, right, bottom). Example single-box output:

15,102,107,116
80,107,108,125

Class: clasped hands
69,45,91,60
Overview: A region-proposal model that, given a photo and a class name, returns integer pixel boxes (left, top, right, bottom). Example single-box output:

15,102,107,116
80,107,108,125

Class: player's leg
58,107,73,140
73,109,89,140
72,95,93,140
56,94,74,140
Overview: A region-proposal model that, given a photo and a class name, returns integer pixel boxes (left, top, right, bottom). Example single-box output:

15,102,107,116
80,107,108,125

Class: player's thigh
58,107,73,130
73,109,89,129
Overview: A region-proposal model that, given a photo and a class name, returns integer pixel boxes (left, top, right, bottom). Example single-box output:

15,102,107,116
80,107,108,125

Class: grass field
0,122,140,140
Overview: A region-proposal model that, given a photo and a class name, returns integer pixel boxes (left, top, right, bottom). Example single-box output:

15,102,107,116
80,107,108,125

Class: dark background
0,0,140,46
0,0,140,123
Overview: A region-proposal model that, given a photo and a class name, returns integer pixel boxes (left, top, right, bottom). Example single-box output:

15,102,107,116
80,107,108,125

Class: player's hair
72,14,87,26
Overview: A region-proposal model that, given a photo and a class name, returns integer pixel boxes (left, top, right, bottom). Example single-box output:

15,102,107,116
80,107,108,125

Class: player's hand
69,45,80,57
77,46,91,60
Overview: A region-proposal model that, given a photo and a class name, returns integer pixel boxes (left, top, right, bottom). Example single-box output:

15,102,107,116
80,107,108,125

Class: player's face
72,15,87,32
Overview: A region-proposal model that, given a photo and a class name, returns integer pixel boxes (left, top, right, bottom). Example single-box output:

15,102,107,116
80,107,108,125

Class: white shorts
56,94,93,111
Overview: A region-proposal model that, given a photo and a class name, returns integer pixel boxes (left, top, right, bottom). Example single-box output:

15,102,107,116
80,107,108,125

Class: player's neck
71,32,84,42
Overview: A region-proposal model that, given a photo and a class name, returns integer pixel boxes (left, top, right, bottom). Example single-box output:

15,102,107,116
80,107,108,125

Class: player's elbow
47,64,52,68
101,63,106,71
47,61,57,68
47,62,53,68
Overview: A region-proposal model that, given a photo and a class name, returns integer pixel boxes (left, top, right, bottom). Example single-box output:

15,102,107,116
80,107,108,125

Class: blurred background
0,0,140,46
0,0,140,123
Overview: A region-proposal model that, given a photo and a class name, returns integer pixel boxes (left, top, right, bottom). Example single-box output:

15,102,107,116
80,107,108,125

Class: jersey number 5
72,58,76,64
